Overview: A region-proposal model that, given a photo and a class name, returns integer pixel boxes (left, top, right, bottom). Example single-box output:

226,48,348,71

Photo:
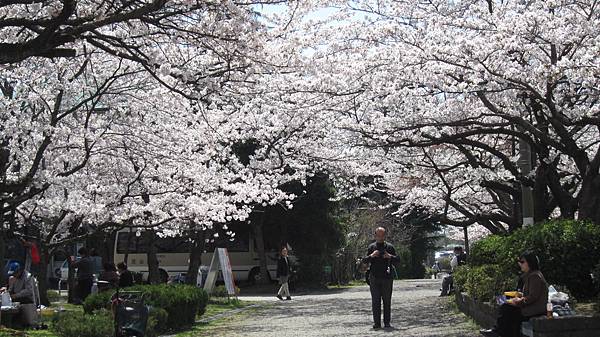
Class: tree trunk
67,254,76,303
463,226,469,256
0,230,6,286
37,245,50,306
579,173,600,224
185,230,205,285
145,231,161,284
252,213,270,284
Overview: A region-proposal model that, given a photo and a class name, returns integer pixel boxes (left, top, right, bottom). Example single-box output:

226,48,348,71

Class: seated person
0,262,35,327
5,262,34,304
99,262,120,291
440,246,467,296
117,262,134,288
480,252,548,337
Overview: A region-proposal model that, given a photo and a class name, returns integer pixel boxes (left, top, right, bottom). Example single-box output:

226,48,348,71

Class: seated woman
481,252,548,337
98,262,120,291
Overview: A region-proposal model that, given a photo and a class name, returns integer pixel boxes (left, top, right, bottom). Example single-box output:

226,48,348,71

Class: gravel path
203,279,480,337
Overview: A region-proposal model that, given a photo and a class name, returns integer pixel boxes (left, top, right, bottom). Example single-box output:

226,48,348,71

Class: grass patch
201,297,254,319
327,279,367,289
176,304,261,337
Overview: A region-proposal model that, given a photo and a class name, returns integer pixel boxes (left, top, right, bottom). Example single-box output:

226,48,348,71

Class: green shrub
469,220,600,300
453,265,469,292
83,284,208,332
83,291,113,314
438,257,452,271
52,310,113,337
47,290,61,303
146,307,169,337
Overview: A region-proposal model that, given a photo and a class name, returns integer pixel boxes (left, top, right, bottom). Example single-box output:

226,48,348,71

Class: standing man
362,227,400,330
70,247,94,304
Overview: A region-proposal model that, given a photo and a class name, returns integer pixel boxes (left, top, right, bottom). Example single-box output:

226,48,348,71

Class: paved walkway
204,279,479,336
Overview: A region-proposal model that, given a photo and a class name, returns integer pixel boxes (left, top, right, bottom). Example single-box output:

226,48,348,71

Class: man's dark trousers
369,276,393,326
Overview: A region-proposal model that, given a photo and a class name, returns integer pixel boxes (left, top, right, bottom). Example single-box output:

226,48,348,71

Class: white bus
113,224,280,284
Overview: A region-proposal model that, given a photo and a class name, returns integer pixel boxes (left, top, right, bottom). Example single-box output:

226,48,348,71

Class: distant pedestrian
276,247,292,301
70,247,94,303
117,262,134,288
362,227,400,330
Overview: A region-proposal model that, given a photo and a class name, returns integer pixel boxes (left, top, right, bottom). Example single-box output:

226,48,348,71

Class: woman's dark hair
117,262,128,270
519,252,540,271
103,262,117,272
78,247,88,256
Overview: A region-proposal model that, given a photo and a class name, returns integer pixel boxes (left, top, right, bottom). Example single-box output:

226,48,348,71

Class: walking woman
276,247,292,301
480,252,548,337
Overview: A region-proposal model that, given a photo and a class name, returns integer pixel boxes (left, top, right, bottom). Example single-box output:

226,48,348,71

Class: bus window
117,232,192,254
154,237,190,253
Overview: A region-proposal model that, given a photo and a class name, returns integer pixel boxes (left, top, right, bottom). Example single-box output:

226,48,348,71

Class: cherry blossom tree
274,0,600,236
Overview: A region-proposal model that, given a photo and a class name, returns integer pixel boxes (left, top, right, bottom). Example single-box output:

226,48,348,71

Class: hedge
83,284,208,332
52,310,113,337
454,265,517,303
465,220,600,300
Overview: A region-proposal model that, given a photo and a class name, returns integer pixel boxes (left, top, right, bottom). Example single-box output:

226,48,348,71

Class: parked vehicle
113,224,291,284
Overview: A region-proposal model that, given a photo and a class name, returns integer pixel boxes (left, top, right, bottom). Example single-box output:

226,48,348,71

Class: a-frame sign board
202,248,236,296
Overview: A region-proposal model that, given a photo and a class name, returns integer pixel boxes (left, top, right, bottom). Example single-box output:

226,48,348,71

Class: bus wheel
248,267,261,285
248,267,271,285
159,269,169,283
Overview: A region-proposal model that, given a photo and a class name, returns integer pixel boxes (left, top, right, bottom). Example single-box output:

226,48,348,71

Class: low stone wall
454,292,496,328
455,292,600,337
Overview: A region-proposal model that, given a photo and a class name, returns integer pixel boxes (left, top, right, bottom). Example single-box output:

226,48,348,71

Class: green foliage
469,220,600,300
146,307,169,337
454,265,516,303
400,207,444,279
52,310,113,337
392,245,412,279
46,290,61,303
83,284,208,332
262,174,344,286
437,257,452,271
83,291,112,314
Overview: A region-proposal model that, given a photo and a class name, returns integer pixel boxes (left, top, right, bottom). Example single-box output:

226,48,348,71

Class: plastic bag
548,285,570,304
1,292,12,306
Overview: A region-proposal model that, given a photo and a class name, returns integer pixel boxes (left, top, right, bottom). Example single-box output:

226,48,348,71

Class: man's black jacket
362,241,400,279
